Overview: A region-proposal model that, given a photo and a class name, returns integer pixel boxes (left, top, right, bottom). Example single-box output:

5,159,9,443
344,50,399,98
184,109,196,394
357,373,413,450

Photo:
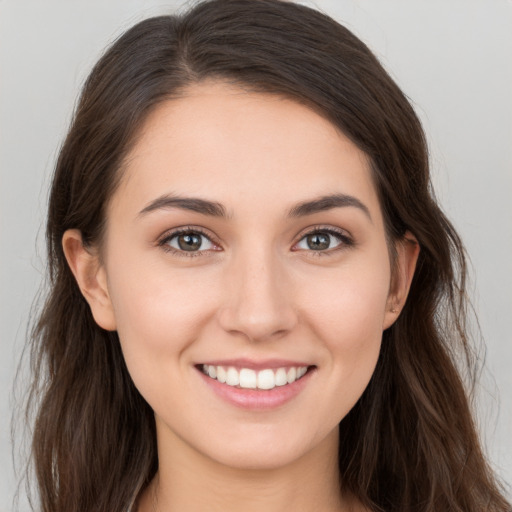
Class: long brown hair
24,1,510,511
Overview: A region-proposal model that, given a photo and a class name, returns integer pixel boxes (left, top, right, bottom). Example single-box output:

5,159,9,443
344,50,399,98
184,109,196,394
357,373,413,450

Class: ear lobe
383,231,420,330
62,229,117,331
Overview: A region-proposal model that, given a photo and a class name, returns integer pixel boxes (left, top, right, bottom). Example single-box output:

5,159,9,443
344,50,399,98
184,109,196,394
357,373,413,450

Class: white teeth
201,364,309,390
257,369,275,390
275,368,288,386
226,367,239,386
239,369,257,389
216,366,227,383
286,367,296,384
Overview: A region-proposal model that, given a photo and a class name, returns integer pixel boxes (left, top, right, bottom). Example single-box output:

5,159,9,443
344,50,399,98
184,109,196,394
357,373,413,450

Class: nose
218,249,298,343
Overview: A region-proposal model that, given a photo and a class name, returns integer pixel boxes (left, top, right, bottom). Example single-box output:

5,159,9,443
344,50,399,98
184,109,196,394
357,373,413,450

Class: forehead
112,81,380,221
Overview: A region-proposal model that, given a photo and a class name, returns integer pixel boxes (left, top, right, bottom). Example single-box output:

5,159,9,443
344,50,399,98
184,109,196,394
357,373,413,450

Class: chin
207,443,311,472
198,424,339,472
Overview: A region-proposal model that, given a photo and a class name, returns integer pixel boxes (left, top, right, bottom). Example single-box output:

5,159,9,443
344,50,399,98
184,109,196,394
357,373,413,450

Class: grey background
1,0,511,510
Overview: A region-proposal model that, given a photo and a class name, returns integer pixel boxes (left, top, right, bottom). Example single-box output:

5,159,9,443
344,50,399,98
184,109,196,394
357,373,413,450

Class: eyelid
157,225,222,256
155,224,354,257
291,225,354,252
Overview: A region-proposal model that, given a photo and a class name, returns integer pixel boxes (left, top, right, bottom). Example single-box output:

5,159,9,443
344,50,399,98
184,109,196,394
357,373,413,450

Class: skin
63,81,419,512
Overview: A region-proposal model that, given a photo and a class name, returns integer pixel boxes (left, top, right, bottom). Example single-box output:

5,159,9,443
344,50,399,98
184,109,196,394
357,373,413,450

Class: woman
25,0,510,511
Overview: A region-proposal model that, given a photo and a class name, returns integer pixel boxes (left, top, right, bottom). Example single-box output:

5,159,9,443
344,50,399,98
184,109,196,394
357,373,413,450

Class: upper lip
196,358,313,370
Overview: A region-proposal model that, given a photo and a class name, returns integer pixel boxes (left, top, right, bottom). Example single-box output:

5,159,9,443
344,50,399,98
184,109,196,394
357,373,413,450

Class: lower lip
197,367,315,410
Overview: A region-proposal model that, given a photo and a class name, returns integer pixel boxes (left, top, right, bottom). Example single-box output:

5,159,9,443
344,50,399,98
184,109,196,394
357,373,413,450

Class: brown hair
24,0,510,511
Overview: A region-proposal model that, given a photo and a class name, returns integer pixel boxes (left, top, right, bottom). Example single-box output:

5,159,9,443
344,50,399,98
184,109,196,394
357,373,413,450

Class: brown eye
166,231,214,252
295,230,344,251
178,233,202,251
305,233,331,250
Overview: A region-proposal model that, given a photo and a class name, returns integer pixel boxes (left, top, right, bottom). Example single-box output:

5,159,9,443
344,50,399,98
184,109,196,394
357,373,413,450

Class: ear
62,229,117,331
383,231,420,330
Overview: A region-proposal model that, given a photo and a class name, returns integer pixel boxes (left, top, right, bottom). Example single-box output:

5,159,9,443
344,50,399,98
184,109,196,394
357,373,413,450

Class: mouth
197,363,314,391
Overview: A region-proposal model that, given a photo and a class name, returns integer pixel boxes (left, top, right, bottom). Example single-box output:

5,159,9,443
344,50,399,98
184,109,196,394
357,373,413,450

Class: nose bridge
219,243,297,342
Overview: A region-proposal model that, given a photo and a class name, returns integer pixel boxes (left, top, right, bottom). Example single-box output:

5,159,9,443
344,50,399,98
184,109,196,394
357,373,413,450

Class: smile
201,364,309,390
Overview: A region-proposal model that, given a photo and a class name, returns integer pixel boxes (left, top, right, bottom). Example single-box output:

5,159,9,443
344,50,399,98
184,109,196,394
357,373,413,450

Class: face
78,81,406,470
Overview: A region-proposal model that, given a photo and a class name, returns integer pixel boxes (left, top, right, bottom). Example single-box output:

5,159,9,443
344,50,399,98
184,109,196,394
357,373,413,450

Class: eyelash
158,226,220,258
157,225,354,258
292,226,354,256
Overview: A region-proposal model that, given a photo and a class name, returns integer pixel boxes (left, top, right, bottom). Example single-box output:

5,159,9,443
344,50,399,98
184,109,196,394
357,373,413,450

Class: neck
138,423,354,512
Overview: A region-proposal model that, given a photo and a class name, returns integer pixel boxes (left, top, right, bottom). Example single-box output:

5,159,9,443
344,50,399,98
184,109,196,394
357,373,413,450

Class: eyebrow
287,193,372,221
138,194,227,218
138,192,371,221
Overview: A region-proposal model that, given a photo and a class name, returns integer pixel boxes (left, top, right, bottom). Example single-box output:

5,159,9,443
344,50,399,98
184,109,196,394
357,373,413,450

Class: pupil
307,233,330,250
178,233,202,251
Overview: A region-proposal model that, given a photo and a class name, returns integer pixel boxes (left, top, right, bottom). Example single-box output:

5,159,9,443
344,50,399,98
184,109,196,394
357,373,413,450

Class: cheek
300,257,390,399
106,259,221,374
106,267,226,422
303,256,390,341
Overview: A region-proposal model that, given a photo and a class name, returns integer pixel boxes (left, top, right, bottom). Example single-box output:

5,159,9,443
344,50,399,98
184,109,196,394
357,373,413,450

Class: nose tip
218,259,298,343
